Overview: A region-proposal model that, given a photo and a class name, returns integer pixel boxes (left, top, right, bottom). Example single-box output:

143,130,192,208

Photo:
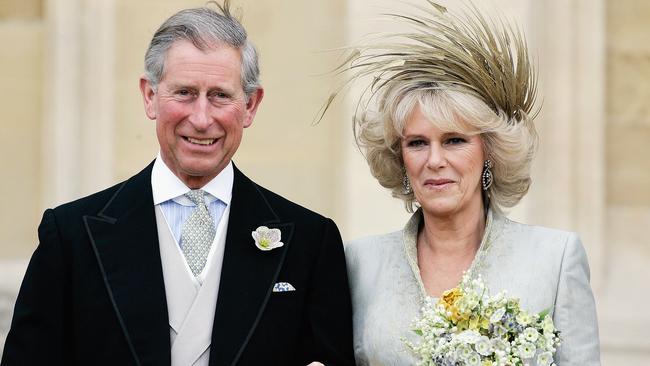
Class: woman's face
401,104,485,218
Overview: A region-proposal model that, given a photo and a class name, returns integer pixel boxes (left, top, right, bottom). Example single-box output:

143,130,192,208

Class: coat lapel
83,162,171,366
209,166,294,366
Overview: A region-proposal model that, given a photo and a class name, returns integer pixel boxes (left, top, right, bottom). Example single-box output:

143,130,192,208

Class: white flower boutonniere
252,226,284,251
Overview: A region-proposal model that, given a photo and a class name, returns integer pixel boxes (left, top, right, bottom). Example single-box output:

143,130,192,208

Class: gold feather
318,0,538,124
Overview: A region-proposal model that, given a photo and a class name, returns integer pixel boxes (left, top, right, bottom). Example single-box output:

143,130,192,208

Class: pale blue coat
345,209,600,365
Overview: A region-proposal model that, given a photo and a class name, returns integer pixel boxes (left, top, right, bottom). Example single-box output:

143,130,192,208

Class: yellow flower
482,361,494,366
480,317,490,330
440,287,463,309
469,314,480,330
450,307,463,323
438,287,464,323
457,319,469,331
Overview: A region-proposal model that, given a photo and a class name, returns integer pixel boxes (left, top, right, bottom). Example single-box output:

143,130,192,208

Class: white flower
491,338,508,352
541,316,556,334
517,342,536,359
456,344,474,360
516,311,533,326
460,292,480,312
475,336,493,356
490,307,506,323
466,352,481,366
523,327,539,342
537,351,554,366
252,226,284,251
456,330,481,344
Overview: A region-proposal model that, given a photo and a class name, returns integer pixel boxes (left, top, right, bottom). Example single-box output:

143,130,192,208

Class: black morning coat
1,161,356,366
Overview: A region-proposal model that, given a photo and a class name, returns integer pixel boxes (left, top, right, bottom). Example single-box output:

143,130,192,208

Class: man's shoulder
51,179,128,217
252,182,328,223
51,163,152,217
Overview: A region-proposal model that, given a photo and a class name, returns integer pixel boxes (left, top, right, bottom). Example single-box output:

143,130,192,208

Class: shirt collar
151,153,233,206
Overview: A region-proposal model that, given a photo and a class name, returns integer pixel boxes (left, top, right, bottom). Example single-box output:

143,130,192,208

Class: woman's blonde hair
358,84,538,213
322,1,539,213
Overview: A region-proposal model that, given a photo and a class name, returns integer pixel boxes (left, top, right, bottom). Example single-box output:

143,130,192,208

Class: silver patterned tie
181,190,216,277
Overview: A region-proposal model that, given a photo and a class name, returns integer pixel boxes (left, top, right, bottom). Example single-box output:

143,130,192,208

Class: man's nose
188,96,211,130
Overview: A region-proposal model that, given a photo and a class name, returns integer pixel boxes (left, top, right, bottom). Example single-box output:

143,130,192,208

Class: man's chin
176,166,225,188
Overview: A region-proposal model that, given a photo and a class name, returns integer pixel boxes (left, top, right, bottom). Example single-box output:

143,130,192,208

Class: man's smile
184,136,217,145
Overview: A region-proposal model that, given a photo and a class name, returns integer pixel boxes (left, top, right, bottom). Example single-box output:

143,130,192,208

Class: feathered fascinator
320,0,538,123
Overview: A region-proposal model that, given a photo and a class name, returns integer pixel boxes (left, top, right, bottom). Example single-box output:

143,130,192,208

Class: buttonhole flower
252,226,284,251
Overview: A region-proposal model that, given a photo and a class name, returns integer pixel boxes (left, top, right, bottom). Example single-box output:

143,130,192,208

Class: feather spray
319,0,538,125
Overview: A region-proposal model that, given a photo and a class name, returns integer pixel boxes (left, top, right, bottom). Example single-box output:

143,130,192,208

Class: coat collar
403,208,501,300
209,164,294,366
83,161,171,366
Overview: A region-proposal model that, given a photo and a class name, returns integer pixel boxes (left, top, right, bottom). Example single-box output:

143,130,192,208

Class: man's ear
242,87,264,128
139,75,157,120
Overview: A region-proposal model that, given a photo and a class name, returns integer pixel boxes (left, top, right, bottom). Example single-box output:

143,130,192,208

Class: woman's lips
424,178,455,187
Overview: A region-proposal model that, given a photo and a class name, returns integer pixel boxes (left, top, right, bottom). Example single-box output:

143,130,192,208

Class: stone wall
600,0,650,363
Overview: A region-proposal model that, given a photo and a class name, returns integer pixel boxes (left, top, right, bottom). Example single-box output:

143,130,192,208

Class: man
1,3,354,366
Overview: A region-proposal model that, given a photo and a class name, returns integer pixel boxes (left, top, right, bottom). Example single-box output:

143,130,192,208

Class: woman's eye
445,137,466,145
407,139,426,147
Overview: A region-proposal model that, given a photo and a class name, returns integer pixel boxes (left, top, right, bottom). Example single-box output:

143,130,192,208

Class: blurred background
0,0,648,363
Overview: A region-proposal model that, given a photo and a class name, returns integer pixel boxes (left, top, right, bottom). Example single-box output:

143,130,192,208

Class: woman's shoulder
486,215,591,283
344,230,405,272
495,214,581,252
482,215,592,314
345,230,403,250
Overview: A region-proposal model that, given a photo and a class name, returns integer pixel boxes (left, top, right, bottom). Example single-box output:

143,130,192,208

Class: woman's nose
425,144,447,169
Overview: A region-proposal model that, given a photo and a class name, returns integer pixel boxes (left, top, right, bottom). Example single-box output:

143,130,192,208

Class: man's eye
210,92,229,99
176,89,193,97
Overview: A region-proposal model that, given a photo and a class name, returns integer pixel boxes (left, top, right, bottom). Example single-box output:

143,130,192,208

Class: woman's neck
419,201,486,256
416,200,487,297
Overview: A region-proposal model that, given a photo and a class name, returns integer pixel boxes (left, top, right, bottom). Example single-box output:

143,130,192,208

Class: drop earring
403,170,412,194
482,159,493,191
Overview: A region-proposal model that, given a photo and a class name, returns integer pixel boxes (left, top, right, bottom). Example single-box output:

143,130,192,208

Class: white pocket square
272,282,296,292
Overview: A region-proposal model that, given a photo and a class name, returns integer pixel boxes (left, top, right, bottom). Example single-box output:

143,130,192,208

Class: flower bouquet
406,275,561,366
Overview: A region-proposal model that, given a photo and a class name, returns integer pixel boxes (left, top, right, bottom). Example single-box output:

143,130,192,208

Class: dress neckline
402,208,498,301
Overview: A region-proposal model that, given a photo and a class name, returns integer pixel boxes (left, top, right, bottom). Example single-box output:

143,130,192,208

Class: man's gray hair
144,2,260,96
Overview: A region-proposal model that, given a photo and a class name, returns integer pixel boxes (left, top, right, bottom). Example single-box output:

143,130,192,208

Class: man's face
140,40,263,188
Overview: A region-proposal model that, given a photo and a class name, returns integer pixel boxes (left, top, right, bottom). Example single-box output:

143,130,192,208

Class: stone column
41,0,115,208
522,0,605,289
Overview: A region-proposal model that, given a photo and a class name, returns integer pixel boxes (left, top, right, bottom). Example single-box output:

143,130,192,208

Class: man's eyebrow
166,82,192,89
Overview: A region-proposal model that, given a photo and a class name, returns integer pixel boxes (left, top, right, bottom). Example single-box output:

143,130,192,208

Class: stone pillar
41,0,83,207
80,0,115,196
41,0,115,208
522,0,606,289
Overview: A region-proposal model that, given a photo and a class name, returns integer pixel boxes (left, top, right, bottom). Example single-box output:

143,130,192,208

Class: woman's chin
419,200,460,217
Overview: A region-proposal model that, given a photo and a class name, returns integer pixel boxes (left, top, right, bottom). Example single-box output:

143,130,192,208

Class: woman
336,2,600,365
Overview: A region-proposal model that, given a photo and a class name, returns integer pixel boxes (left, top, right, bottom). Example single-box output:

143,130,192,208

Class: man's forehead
158,40,243,80
166,39,241,59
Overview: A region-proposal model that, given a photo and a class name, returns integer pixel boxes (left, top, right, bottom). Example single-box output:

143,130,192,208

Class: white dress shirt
151,155,235,365
151,154,233,285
